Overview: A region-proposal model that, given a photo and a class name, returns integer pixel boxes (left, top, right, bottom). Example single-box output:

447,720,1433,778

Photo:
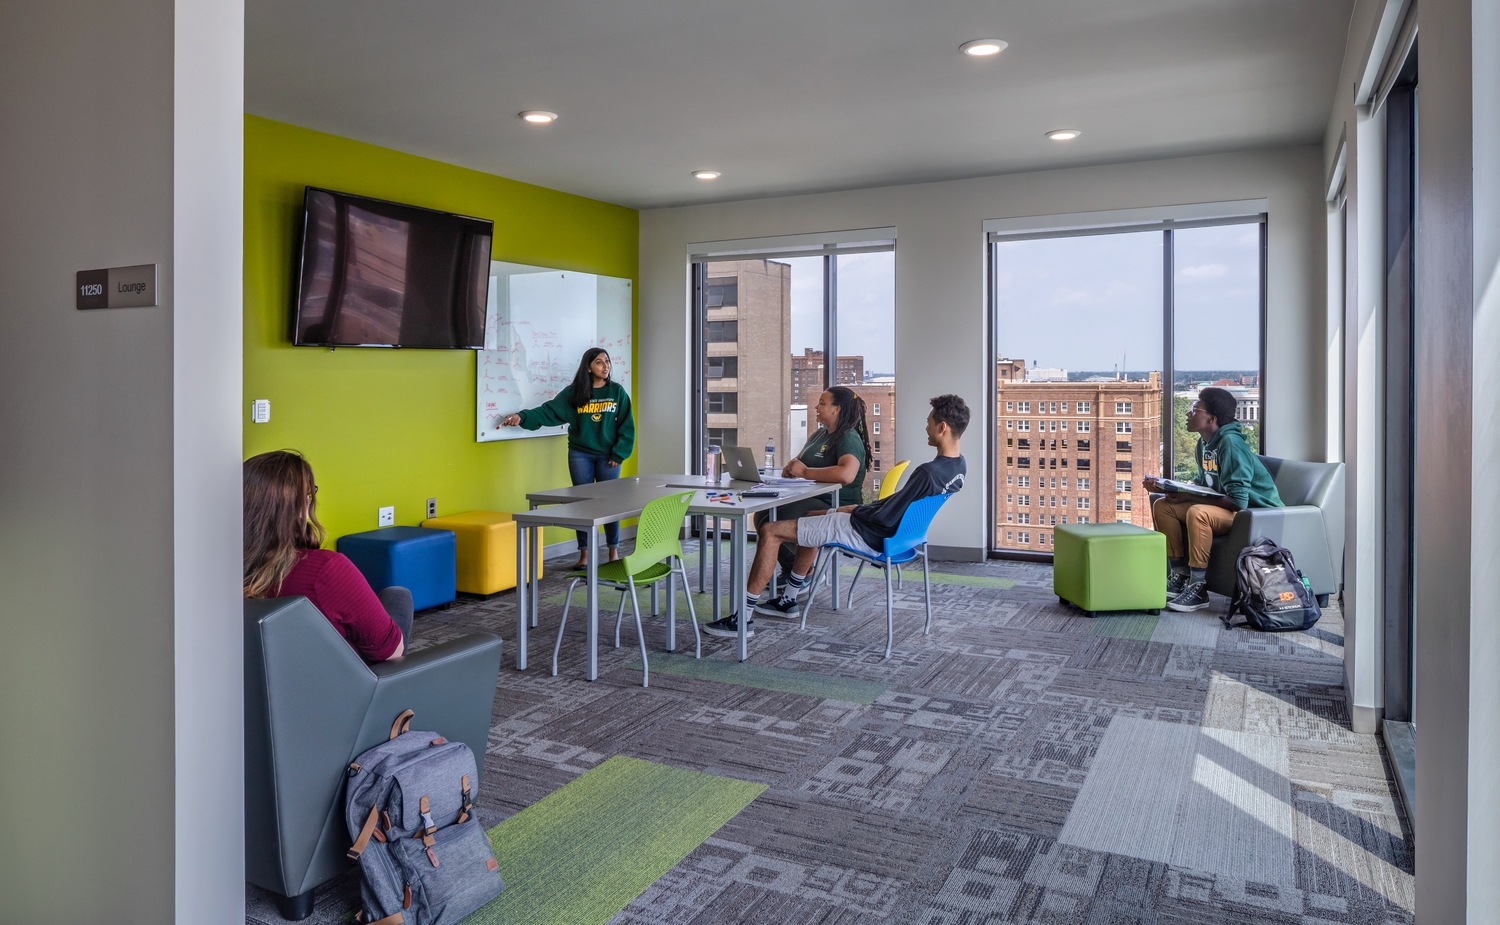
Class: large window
1171,224,1264,478
990,216,1266,554
692,241,894,500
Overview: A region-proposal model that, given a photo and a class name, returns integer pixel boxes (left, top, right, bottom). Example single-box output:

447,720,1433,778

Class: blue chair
798,493,953,659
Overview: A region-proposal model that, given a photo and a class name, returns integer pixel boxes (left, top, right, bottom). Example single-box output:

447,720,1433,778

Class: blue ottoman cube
336,526,457,612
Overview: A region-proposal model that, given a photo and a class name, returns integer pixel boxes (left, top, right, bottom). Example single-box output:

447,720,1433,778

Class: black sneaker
1167,570,1189,596
703,614,755,638
1167,581,1210,612
754,595,801,618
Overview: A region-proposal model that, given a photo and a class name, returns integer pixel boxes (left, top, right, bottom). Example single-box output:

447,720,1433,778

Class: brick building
704,260,792,457
791,349,863,399
996,359,1163,552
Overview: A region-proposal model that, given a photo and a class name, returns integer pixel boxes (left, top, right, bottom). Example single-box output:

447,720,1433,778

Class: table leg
515,523,528,671
586,526,599,681
767,507,777,598
734,514,749,662
712,515,722,622
697,515,707,592
529,517,540,629
828,489,842,611
666,567,677,652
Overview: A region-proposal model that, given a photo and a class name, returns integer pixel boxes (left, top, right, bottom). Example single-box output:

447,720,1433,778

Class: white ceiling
246,0,1353,210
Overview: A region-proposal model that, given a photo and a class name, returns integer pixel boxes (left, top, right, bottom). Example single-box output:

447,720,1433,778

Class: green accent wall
244,115,638,546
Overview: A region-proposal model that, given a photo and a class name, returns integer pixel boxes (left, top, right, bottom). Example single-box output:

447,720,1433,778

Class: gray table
512,474,840,678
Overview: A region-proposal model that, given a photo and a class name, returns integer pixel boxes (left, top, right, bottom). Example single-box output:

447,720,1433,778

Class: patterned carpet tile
248,556,1411,925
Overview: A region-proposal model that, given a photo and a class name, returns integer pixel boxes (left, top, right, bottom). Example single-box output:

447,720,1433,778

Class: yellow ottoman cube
419,511,540,594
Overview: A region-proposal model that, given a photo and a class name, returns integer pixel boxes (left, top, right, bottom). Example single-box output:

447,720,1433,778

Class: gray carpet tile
248,552,1412,925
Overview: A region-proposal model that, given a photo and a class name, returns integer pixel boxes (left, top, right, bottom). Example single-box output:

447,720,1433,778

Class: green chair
1052,522,1167,616
551,491,698,687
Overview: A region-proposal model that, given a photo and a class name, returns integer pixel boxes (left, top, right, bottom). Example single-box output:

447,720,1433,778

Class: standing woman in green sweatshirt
500,347,635,567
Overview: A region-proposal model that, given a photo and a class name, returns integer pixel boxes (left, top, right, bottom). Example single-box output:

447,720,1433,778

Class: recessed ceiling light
960,39,1008,57
519,110,558,124
692,170,721,180
1046,129,1082,141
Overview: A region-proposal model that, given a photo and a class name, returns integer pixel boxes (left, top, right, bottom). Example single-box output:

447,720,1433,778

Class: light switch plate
378,506,394,527
426,498,437,519
251,399,270,424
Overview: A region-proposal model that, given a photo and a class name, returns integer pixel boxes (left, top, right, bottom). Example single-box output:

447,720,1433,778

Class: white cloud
1179,263,1228,280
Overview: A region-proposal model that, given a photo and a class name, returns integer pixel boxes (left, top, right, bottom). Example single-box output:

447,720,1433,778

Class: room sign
76,264,157,309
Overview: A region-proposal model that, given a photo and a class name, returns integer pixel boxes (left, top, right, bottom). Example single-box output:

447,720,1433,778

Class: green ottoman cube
1053,523,1167,616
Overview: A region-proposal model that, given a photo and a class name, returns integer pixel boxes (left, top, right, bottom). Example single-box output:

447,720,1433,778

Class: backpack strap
347,805,381,860
418,795,437,846
389,709,415,740
457,774,473,824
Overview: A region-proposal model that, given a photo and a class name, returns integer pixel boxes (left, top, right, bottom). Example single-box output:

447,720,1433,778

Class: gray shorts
796,512,878,556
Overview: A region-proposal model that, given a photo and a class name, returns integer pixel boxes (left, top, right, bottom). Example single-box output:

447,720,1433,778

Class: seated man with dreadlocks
705,394,968,639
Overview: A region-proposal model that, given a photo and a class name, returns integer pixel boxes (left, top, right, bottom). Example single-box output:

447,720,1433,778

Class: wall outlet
426,498,437,519
378,506,394,527
251,399,270,424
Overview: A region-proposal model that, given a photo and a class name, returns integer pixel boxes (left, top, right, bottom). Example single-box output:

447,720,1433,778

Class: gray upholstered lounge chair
1204,455,1345,604
244,596,502,920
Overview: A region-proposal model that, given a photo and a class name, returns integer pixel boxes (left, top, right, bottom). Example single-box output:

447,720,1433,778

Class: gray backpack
1224,538,1321,633
345,710,504,925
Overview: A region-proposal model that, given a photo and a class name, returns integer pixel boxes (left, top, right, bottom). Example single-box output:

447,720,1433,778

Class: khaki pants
1152,496,1235,569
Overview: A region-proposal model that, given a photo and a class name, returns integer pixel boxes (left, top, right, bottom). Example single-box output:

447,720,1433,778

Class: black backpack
1224,538,1321,632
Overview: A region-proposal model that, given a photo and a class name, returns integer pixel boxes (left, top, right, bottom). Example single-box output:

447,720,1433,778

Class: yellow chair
420,511,541,594
878,460,911,587
878,460,911,500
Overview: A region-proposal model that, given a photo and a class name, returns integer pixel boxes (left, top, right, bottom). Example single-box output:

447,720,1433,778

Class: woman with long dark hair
706,386,868,636
243,450,408,661
500,347,635,568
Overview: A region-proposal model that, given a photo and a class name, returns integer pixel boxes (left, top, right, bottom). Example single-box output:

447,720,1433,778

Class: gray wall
639,146,1328,554
1412,0,1499,919
1325,0,1500,918
1321,0,1391,735
0,0,243,921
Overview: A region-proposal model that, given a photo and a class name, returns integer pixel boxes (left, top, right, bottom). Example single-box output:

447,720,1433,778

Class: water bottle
705,445,722,484
764,440,775,473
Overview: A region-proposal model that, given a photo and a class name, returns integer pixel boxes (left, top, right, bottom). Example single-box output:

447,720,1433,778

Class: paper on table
759,476,819,486
1156,478,1224,498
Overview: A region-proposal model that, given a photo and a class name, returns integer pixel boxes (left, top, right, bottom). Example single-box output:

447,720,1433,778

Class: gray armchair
1205,456,1345,604
245,596,502,920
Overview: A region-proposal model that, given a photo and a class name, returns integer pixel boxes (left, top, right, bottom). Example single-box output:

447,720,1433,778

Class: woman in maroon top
243,450,408,661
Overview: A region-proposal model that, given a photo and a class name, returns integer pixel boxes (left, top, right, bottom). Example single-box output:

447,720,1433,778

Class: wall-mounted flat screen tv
293,188,494,348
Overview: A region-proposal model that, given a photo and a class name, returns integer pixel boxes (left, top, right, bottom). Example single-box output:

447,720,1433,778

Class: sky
782,252,896,374
759,223,1258,381
994,223,1261,374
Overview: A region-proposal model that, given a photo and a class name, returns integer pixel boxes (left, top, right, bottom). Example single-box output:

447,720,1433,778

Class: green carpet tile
626,652,889,704
466,756,764,925
1087,609,1161,640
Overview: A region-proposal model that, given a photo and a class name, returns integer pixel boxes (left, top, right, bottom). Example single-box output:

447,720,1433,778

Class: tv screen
292,188,494,348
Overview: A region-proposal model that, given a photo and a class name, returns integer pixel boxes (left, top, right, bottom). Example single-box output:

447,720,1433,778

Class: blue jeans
567,449,621,549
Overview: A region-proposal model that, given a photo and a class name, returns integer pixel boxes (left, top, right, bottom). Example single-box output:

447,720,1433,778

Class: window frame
690,237,896,477
986,213,1268,559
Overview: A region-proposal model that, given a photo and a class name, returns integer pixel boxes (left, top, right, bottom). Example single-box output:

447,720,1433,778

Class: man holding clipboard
1143,388,1282,612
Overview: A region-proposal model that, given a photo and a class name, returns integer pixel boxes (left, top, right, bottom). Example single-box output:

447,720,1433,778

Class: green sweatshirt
518,381,635,464
1194,421,1282,510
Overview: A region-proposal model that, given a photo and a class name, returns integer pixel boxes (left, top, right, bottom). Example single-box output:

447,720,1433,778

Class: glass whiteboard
476,261,633,442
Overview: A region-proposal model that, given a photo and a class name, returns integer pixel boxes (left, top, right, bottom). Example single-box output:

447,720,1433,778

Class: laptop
720,446,763,482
